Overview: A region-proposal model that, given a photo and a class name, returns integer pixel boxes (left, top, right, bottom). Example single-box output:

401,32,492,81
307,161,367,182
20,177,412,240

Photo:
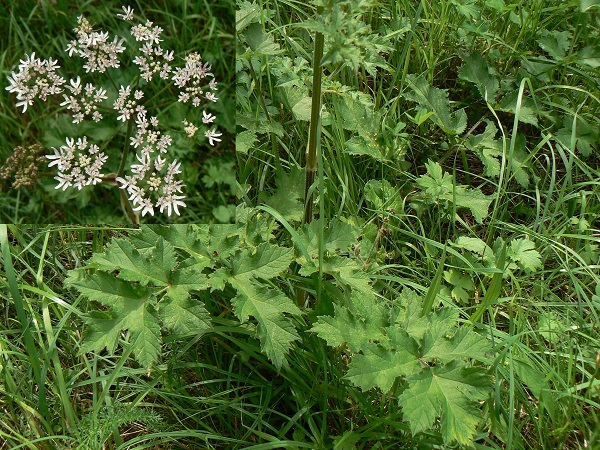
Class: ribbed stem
303,10,324,225
298,7,325,309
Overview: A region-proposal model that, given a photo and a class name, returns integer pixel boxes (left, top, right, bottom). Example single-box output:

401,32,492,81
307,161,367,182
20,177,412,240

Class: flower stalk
298,6,325,309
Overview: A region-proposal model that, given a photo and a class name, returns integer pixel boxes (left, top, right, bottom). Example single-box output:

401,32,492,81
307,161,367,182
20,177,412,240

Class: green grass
236,0,600,448
1,0,599,449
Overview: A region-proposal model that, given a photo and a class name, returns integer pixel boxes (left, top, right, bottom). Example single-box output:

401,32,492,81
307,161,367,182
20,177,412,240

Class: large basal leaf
316,286,491,446
299,255,375,302
364,179,404,214
536,29,572,60
263,166,305,222
399,362,490,446
346,341,420,393
336,90,381,133
162,280,212,335
243,22,282,56
230,280,301,369
422,326,490,363
296,219,360,259
464,121,503,178
311,292,386,353
68,272,161,368
89,237,173,286
458,53,499,102
232,242,293,281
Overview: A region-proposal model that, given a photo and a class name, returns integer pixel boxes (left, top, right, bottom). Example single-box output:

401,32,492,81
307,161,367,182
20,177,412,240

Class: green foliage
2,0,600,447
313,288,491,446
413,160,492,223
452,234,543,275
68,216,363,370
458,53,500,102
66,232,211,368
263,166,306,222
403,74,468,136
299,0,394,75
74,406,164,450
364,179,404,214
67,207,494,445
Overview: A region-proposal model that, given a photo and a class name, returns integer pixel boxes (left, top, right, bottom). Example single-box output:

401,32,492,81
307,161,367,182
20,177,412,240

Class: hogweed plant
5,5,222,222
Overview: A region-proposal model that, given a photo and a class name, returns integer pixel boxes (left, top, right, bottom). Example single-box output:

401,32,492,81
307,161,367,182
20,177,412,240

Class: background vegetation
236,0,600,448
0,0,599,449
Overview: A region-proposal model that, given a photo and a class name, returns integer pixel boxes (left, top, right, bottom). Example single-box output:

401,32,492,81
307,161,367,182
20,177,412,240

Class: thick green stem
120,188,139,225
298,7,325,309
117,119,134,178
116,120,139,224
303,13,324,225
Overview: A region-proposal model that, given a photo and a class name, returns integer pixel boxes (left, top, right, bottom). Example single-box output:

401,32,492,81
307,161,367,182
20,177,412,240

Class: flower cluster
66,15,126,73
113,84,146,122
4,5,224,219
172,52,218,107
116,157,186,217
60,77,108,123
5,53,65,112
0,144,46,189
130,110,173,158
131,20,174,82
182,118,198,138
115,111,184,217
46,136,108,190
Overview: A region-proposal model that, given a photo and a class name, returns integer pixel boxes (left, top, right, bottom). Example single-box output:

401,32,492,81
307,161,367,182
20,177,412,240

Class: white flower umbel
130,21,174,82
115,109,184,217
5,52,66,112
46,136,107,190
116,155,186,217
5,4,225,219
67,15,126,73
60,76,108,123
172,52,218,108
113,84,146,122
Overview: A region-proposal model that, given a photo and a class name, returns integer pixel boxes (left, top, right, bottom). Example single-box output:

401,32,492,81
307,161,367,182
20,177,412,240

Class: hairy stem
298,6,325,309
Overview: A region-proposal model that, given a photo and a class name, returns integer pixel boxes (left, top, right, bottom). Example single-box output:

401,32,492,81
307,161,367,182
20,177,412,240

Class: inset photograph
1,1,235,223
